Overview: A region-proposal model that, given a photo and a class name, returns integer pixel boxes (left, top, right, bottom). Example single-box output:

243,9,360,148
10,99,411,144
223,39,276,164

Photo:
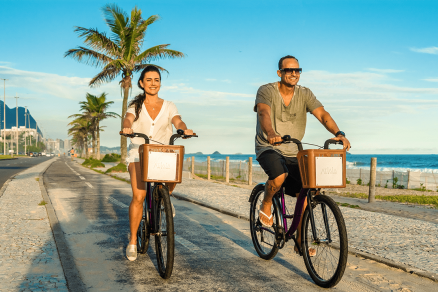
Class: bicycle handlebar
323,139,343,150
273,135,304,151
119,129,198,145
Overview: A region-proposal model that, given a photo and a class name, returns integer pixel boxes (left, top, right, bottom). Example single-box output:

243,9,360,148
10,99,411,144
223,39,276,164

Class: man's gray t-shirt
254,82,323,158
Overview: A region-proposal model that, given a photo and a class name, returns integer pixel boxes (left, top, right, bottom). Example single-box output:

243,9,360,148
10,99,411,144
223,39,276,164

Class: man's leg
260,173,287,225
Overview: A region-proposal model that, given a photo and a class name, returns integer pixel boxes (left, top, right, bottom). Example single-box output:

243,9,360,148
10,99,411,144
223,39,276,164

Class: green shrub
105,163,127,173
356,178,362,185
90,160,105,168
346,178,350,184
102,153,121,162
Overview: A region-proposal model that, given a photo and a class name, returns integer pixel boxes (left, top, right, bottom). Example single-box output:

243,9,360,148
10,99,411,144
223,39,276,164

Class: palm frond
64,47,113,68
134,63,168,73
89,65,121,87
102,4,128,42
135,45,185,63
74,27,120,57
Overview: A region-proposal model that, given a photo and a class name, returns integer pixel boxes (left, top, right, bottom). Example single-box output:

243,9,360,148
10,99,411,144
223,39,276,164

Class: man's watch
335,131,346,137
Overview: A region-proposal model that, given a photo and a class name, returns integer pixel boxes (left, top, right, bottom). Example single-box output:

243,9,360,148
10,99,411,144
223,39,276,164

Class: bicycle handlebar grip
324,139,343,149
281,135,303,151
177,129,184,135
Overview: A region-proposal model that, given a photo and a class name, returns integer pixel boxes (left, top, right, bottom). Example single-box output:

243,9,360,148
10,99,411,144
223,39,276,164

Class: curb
173,193,438,283
0,158,18,160
39,159,87,292
0,164,33,199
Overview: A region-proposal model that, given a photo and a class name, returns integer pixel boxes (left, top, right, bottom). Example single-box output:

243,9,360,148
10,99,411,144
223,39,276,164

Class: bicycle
249,136,348,288
120,129,197,279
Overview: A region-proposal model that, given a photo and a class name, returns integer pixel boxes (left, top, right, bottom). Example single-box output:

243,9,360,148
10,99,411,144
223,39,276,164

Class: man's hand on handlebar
182,129,194,139
333,135,351,151
267,133,282,146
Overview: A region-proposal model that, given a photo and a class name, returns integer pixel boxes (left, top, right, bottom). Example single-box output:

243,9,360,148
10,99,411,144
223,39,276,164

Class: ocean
185,153,438,173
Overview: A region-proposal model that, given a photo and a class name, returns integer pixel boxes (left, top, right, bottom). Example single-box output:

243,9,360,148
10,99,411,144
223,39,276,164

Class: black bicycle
120,129,197,279
249,137,348,288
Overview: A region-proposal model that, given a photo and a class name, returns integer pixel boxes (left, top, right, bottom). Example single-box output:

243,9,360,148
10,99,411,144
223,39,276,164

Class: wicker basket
296,149,346,188
138,144,185,183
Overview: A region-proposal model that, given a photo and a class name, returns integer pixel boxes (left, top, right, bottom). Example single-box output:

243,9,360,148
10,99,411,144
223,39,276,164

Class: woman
122,66,194,261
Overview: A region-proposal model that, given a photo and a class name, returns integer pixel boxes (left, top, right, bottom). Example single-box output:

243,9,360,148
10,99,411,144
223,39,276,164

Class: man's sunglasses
280,68,302,74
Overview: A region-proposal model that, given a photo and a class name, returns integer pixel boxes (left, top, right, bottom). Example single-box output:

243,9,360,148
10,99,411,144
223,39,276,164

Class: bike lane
44,157,437,291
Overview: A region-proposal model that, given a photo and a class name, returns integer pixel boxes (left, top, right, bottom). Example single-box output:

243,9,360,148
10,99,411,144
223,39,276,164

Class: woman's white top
125,100,180,165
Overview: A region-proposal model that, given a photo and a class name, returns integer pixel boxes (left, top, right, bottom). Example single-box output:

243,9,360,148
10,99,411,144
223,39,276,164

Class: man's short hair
278,55,299,70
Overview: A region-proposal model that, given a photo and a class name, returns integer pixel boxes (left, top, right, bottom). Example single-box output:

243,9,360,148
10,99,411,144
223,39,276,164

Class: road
0,156,53,187
43,157,437,291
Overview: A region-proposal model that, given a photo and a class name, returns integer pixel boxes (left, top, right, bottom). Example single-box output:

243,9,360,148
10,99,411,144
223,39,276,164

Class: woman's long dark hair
128,66,162,121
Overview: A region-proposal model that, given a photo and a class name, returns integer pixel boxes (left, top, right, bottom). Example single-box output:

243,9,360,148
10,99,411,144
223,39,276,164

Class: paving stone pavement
0,159,68,292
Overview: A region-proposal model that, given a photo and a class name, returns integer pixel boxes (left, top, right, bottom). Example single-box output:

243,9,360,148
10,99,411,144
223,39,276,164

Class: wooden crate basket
296,149,346,188
139,144,185,183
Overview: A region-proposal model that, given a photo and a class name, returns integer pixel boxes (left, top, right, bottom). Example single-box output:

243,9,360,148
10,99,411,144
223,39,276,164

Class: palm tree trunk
84,136,89,159
97,123,101,160
92,127,96,159
120,85,130,164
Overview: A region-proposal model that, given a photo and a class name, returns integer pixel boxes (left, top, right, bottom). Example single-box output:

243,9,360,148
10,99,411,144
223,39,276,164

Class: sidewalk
0,159,68,291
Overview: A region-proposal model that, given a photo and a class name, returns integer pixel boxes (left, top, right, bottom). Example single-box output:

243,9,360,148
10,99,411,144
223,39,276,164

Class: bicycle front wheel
302,194,348,288
154,186,175,279
249,184,279,260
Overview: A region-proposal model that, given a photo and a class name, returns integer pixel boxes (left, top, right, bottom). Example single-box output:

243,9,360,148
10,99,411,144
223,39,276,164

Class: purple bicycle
249,137,348,288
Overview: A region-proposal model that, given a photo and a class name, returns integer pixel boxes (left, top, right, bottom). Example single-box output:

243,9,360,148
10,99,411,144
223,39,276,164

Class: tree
68,117,92,158
65,4,184,163
78,93,119,159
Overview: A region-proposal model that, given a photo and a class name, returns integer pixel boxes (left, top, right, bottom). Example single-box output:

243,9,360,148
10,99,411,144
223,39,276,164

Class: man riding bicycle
255,55,351,255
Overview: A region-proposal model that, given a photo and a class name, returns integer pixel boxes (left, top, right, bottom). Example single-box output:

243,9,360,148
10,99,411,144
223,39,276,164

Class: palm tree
68,117,92,158
65,4,184,163
79,93,119,159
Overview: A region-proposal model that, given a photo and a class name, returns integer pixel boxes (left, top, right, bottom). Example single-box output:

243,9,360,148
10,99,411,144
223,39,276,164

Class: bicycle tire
154,185,175,279
137,217,149,254
249,184,280,260
301,194,348,288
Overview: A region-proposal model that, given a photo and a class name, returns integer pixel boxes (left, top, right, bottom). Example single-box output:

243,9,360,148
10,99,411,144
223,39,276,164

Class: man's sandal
294,245,316,257
259,205,274,227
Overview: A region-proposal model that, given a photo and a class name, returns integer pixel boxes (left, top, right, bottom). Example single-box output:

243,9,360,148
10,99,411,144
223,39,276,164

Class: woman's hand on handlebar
333,135,351,151
267,133,282,145
122,128,133,135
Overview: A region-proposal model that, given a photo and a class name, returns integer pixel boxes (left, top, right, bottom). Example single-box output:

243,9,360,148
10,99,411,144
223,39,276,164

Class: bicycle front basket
139,144,185,183
297,149,346,188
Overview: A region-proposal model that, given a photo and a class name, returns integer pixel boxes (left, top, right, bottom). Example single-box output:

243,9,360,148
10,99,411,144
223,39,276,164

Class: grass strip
375,195,438,208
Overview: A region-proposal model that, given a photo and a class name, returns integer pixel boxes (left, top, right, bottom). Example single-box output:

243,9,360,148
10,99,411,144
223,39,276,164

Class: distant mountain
212,151,221,155
0,100,42,135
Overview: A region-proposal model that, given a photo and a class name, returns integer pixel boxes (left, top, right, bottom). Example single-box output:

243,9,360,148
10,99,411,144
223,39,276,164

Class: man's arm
311,106,351,150
257,103,281,145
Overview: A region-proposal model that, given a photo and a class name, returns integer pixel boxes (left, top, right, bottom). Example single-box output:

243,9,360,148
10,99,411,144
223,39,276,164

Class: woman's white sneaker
126,244,137,261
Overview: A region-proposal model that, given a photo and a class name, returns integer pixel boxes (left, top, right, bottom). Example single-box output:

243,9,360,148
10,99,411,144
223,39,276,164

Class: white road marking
79,176,85,180
65,162,81,175
85,182,93,188
106,196,129,208
175,235,201,252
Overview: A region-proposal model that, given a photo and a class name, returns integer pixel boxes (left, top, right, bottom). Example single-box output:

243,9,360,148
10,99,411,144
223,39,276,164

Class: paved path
0,158,68,291
172,179,438,277
48,158,437,291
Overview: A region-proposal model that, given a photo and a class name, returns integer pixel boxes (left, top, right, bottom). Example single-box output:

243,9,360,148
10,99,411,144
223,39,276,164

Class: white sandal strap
259,210,273,220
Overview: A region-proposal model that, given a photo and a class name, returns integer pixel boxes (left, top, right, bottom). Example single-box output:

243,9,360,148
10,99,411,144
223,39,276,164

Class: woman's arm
122,113,135,134
171,116,193,135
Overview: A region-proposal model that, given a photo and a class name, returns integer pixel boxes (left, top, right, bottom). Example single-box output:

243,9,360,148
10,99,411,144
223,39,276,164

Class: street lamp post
1,78,7,155
24,106,27,155
15,94,19,155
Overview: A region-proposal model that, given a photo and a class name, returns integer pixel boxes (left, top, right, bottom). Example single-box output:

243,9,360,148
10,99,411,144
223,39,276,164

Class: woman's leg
128,162,146,245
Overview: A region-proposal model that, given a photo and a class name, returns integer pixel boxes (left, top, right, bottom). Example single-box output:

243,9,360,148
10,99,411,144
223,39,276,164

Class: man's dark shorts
256,150,303,196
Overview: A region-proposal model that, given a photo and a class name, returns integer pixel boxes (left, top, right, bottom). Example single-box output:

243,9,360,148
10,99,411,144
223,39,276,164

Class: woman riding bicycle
122,65,194,261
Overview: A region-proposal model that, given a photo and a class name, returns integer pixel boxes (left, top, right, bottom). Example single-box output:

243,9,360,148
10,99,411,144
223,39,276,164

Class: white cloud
410,46,438,55
423,78,438,82
367,68,404,73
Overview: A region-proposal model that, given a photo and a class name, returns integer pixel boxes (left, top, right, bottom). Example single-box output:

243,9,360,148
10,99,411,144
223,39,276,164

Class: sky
0,0,437,154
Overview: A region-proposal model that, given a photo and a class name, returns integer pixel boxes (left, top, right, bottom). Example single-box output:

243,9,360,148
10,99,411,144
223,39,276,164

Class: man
254,55,351,254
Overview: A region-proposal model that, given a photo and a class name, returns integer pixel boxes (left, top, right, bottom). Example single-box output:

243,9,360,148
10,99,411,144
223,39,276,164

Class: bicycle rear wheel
301,194,348,288
249,184,279,260
154,185,175,279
